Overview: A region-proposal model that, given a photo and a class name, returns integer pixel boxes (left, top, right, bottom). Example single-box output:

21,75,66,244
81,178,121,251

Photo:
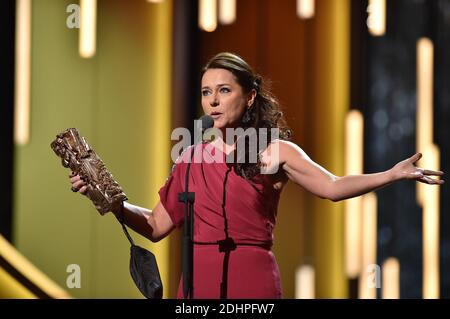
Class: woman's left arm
275,140,444,202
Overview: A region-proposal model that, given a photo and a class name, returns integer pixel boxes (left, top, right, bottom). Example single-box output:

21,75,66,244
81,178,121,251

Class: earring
242,108,252,124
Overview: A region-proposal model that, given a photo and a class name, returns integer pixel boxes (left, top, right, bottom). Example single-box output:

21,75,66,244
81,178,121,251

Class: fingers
412,166,445,185
421,169,445,176
69,171,82,182
418,175,445,185
69,173,88,184
410,152,422,164
72,180,86,189
79,185,88,194
69,172,88,193
70,175,81,183
71,182,88,193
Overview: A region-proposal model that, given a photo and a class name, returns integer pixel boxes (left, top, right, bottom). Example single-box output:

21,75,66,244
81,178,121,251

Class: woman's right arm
113,201,176,242
70,174,175,242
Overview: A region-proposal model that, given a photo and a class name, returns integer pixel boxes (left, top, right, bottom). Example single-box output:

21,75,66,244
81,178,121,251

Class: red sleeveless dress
158,143,282,299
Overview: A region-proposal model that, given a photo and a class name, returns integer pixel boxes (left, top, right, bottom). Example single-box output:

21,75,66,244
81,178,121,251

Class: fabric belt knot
217,238,237,252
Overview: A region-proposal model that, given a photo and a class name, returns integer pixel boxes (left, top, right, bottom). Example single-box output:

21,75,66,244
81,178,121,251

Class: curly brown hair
201,52,292,179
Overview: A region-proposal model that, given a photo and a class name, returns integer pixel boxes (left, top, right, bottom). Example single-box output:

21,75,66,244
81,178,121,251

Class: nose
210,93,219,107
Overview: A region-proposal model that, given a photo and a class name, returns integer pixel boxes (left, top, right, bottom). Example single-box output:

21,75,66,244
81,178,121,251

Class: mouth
210,112,222,119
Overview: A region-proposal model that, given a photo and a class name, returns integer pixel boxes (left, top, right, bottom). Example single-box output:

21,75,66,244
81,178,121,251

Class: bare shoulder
260,139,308,190
263,139,310,167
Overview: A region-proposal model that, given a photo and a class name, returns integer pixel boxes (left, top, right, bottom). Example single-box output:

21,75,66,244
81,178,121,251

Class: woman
70,52,444,299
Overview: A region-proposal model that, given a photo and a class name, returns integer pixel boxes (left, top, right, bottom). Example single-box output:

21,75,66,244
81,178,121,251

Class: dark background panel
0,0,15,241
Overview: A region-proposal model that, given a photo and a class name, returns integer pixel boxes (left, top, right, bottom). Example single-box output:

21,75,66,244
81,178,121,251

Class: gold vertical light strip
415,37,440,299
345,110,364,279
295,265,315,299
219,0,236,25
199,0,217,32
367,0,386,36
382,257,400,299
148,0,173,298
312,0,349,298
358,193,377,299
297,0,315,19
423,144,440,299
416,38,434,205
79,0,97,58
14,0,32,145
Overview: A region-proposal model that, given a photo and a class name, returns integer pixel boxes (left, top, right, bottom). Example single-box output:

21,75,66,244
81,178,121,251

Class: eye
201,90,211,96
220,87,231,93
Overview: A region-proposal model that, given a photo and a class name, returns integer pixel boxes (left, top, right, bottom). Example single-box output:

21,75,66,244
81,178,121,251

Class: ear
247,89,257,108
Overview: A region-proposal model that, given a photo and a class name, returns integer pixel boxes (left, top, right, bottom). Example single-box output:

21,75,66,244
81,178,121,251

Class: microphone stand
177,115,213,299
178,146,196,299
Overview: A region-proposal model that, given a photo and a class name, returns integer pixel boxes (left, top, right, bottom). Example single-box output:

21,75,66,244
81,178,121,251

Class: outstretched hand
391,153,445,185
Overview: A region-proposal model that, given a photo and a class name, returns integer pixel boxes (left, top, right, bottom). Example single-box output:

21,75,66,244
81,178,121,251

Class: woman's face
201,68,255,130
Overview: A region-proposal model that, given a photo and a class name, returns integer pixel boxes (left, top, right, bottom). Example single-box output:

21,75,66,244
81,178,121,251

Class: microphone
199,114,214,131
194,115,214,145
